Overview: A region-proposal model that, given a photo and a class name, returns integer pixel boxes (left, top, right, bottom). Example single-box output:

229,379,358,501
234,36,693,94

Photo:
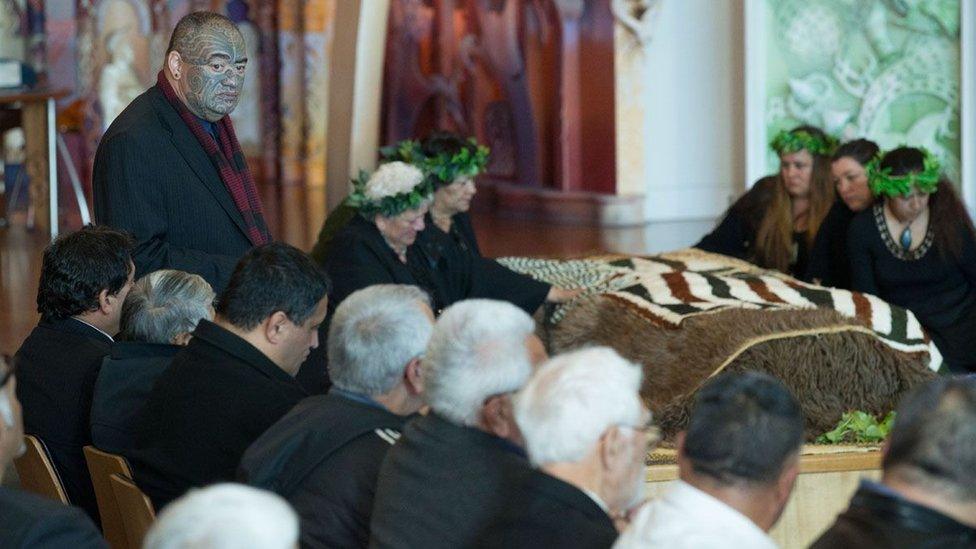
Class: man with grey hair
370,299,547,548
812,376,976,547
90,269,215,455
143,483,298,549
0,356,107,548
239,284,432,548
482,347,655,548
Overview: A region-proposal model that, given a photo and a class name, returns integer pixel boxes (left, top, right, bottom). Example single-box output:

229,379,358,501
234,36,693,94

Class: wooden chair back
109,473,155,549
83,446,132,549
13,434,68,503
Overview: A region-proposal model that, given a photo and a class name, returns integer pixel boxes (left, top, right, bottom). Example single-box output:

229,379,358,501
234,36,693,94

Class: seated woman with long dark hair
697,125,836,277
805,138,880,288
848,146,976,373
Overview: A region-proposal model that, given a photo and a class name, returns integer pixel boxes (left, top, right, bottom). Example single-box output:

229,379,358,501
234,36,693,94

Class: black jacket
0,487,107,549
369,413,531,549
14,318,112,524
805,200,857,289
480,469,618,548
90,342,179,456
93,85,256,291
323,215,451,313
811,484,976,548
239,391,407,548
419,212,550,314
133,320,306,509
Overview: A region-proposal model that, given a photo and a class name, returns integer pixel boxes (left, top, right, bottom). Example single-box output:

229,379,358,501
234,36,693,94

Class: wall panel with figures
749,0,964,185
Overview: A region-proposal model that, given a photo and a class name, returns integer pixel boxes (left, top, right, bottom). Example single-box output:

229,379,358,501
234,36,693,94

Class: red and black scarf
156,70,271,246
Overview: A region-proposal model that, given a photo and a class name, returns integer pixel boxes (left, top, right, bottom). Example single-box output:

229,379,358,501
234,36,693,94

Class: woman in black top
805,139,879,288
848,147,976,373
395,133,579,312
697,126,836,278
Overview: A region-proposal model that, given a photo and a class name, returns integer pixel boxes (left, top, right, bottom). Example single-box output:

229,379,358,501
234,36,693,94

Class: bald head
164,11,247,121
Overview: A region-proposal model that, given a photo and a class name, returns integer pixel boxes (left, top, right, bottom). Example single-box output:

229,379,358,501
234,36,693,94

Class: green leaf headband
381,137,490,188
769,129,838,156
347,166,435,219
866,148,941,198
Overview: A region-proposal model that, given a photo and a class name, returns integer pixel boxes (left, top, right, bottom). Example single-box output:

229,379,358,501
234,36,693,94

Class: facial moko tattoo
173,21,247,121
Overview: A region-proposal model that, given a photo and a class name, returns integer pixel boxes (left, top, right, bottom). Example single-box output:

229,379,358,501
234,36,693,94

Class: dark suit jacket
240,391,407,548
369,413,531,549
811,484,976,549
90,342,179,456
133,320,306,509
0,487,107,549
480,469,618,548
14,318,112,524
93,85,255,291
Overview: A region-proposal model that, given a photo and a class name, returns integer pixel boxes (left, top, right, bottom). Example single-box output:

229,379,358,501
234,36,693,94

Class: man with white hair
143,483,298,549
90,269,215,455
481,347,655,548
370,299,547,548
0,356,107,548
239,284,432,548
615,371,804,549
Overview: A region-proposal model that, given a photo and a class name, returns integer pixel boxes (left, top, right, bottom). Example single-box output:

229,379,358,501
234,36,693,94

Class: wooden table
0,88,70,239
644,446,882,549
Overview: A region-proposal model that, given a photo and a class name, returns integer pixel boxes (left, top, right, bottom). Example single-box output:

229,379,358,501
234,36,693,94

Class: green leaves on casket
816,410,896,444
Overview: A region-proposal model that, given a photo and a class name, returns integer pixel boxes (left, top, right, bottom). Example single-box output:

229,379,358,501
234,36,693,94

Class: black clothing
93,86,255,291
239,392,407,549
696,177,811,278
90,342,179,456
806,200,858,288
0,487,107,549
323,215,451,313
14,318,112,524
369,413,532,549
696,178,775,261
480,469,618,549
848,204,976,372
811,485,976,549
133,320,306,509
419,212,550,314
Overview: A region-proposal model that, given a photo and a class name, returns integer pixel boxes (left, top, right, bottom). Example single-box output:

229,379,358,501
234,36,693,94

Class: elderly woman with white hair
143,483,298,549
322,161,448,312
481,347,656,548
89,269,215,455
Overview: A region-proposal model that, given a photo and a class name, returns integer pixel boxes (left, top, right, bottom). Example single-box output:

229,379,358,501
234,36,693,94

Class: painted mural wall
763,0,961,183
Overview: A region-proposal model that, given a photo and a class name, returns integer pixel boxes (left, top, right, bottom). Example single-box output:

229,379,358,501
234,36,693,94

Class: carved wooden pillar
554,0,582,192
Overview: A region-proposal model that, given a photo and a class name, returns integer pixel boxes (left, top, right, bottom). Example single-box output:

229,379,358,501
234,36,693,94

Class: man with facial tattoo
93,11,269,292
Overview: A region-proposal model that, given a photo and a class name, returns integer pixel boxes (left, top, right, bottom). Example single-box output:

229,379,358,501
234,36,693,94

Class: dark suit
93,85,255,291
480,469,618,548
133,320,306,509
90,342,179,456
0,487,107,549
14,318,112,524
239,391,407,548
811,483,976,549
369,413,531,549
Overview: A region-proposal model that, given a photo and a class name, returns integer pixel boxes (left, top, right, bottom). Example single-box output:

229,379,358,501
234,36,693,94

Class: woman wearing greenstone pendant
848,146,976,373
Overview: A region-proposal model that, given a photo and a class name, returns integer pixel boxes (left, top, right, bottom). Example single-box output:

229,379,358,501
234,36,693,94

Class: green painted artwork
763,0,961,184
